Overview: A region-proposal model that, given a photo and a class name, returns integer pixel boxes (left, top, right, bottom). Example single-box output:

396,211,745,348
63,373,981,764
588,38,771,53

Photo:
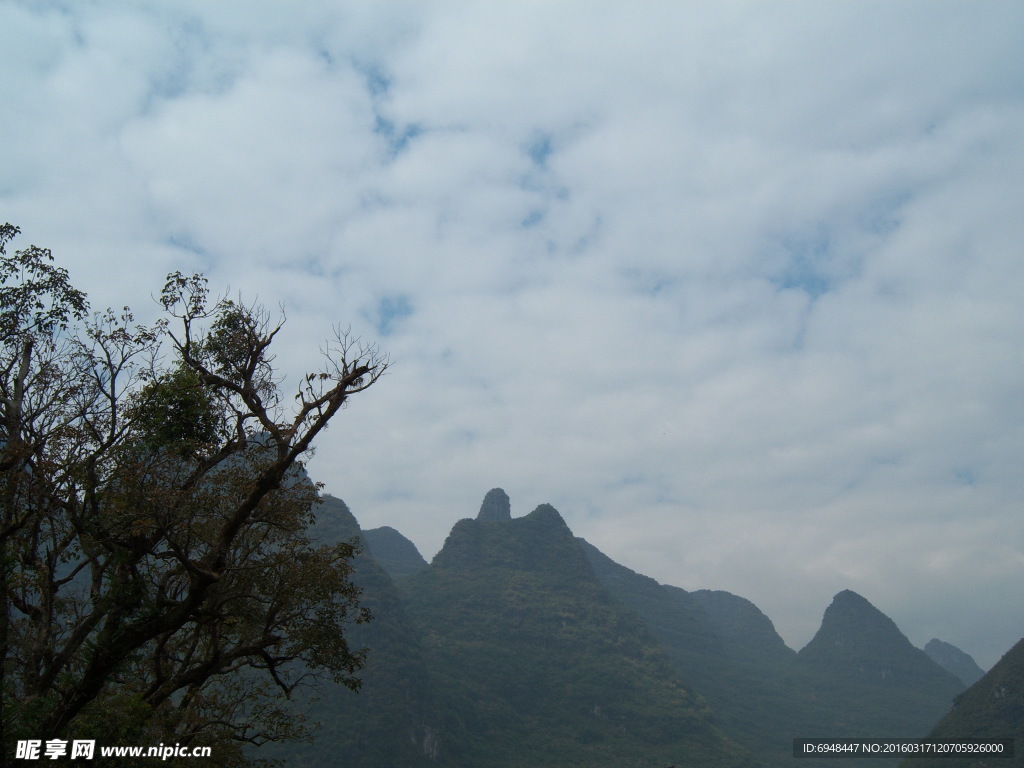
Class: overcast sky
3,0,1022,670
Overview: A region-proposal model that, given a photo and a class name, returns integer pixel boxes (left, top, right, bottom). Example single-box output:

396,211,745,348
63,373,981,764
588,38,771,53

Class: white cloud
2,0,1022,669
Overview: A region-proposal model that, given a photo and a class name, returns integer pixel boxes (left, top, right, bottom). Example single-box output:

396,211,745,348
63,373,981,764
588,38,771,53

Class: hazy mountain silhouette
790,590,964,744
924,638,986,687
276,495,444,767
278,490,986,768
397,500,755,766
906,636,1024,768
363,524,428,579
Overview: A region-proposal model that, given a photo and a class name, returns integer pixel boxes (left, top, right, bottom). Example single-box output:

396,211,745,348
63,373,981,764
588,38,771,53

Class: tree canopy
0,224,387,766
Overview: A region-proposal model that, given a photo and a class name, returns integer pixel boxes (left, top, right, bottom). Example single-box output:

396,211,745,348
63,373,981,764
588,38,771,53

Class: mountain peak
832,588,874,609
802,589,905,653
477,488,511,522
797,590,964,695
924,638,986,686
524,502,566,527
919,637,1024,758
431,499,585,582
362,526,428,580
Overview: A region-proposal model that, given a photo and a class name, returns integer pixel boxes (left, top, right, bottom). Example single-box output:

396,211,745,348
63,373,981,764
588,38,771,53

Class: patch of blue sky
525,131,554,169
373,116,423,159
613,473,647,487
860,191,909,238
766,223,866,301
451,428,480,446
774,265,833,300
349,59,425,160
354,59,391,99
275,254,329,278
165,230,208,258
619,267,677,297
520,208,545,229
767,187,910,300
518,173,570,202
143,16,241,106
606,473,682,507
368,294,413,337
953,466,978,486
162,232,215,275
144,65,189,108
357,188,395,212
567,213,603,257
374,485,417,504
518,130,573,202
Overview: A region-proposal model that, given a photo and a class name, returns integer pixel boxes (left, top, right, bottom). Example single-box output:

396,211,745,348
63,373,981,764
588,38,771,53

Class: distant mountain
278,490,988,768
907,636,1024,768
577,538,726,674
579,539,799,763
578,546,968,766
924,638,986,687
692,589,796,671
362,525,428,579
686,589,811,764
279,495,445,767
792,590,964,739
578,539,972,767
398,500,756,767
796,591,961,689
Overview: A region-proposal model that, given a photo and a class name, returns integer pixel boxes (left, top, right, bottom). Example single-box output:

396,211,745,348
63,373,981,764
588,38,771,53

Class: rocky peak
477,487,511,522
800,590,907,657
797,590,963,694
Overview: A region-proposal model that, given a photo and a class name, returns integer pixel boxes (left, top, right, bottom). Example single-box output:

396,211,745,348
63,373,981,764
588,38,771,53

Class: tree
0,225,387,765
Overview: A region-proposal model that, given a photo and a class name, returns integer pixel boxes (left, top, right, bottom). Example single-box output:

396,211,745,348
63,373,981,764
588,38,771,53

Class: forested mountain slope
906,637,1024,768
277,490,983,768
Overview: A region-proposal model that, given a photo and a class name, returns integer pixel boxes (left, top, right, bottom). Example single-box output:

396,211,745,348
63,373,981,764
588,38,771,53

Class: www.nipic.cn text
15,740,211,761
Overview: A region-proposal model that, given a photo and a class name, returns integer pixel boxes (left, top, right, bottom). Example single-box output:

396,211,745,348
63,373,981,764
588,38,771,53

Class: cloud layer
2,1,1022,668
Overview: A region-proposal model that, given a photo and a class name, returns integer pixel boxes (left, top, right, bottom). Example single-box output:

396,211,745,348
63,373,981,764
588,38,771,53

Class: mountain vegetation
283,488,1002,768
905,637,1024,768
396,501,753,767
789,590,965,738
269,495,443,768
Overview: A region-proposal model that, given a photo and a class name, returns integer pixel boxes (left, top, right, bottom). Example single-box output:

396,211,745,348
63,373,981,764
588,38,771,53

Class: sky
2,0,1022,670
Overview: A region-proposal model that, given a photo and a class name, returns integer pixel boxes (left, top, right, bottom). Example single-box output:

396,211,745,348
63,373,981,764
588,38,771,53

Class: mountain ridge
924,638,986,687
362,524,428,580
905,636,1024,768
398,498,755,766
282,489,988,768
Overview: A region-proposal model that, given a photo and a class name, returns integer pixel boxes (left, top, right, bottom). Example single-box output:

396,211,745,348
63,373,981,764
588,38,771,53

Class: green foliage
130,366,223,453
0,223,88,342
